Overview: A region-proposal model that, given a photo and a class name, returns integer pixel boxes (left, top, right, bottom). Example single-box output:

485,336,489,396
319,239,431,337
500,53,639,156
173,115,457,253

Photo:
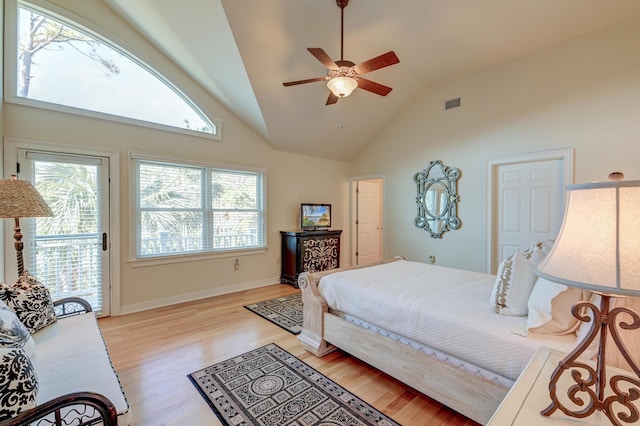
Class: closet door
356,179,383,266
496,159,563,263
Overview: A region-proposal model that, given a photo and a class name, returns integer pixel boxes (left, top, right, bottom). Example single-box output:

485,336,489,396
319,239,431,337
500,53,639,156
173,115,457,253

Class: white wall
2,0,351,313
352,15,640,273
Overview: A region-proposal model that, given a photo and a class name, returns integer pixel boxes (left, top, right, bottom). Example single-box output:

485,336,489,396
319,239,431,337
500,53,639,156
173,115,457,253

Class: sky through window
16,4,216,135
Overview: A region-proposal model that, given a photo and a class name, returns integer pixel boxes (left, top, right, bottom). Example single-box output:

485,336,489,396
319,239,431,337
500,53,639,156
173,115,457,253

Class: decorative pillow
0,304,35,358
0,271,57,334
490,250,537,316
526,277,586,335
522,240,553,266
0,347,38,420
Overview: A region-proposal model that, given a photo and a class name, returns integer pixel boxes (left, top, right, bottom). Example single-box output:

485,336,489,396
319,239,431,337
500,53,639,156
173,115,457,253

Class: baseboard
119,276,280,315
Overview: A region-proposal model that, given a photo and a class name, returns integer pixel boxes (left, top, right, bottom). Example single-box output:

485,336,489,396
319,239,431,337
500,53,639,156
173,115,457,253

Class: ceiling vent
445,97,461,110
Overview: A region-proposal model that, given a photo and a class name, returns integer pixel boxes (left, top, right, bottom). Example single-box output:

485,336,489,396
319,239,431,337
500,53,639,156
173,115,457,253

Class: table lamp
0,175,53,276
536,179,640,424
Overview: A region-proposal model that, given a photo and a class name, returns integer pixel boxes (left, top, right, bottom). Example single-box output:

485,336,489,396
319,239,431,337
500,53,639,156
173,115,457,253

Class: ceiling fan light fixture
282,0,398,105
327,76,358,98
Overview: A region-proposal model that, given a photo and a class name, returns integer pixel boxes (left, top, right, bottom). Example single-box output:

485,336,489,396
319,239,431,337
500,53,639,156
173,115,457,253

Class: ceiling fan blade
352,51,399,75
283,77,327,87
326,92,339,105
357,78,393,96
308,48,339,70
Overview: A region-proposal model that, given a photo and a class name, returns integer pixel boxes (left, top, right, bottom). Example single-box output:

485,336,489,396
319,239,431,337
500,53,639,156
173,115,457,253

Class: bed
297,257,604,425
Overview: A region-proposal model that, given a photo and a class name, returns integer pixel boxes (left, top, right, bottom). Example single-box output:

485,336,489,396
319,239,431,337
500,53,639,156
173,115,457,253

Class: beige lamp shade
0,175,53,218
536,180,640,296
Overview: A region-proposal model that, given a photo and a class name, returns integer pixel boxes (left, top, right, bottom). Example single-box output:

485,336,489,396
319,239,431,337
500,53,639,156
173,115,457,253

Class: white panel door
356,179,383,266
497,159,563,263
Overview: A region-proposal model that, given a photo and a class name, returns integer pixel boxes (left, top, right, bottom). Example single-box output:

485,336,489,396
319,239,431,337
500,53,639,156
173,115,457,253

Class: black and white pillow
0,271,57,334
0,302,35,357
0,347,38,421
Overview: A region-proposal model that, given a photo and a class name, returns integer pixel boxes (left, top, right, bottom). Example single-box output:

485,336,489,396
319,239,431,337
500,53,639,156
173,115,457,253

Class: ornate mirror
414,160,461,238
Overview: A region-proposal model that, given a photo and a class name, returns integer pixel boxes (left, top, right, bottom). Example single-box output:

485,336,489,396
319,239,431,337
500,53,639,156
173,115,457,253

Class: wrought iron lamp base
542,294,640,425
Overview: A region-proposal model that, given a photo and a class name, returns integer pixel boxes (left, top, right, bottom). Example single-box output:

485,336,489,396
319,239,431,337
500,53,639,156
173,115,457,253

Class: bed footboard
298,269,337,357
298,258,404,357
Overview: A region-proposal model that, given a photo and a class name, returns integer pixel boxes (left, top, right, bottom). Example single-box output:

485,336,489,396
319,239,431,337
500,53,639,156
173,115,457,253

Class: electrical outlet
428,255,436,264
234,258,240,271
276,257,281,265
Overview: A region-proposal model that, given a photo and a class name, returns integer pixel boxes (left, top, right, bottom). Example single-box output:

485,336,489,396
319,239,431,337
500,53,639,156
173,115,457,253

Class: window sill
6,96,221,141
128,247,267,268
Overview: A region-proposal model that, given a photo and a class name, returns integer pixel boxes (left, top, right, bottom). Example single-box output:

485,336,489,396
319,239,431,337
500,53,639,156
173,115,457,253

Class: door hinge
16,162,20,174
102,233,108,251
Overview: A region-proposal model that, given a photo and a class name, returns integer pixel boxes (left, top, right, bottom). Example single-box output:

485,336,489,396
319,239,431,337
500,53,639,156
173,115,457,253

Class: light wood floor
98,284,480,426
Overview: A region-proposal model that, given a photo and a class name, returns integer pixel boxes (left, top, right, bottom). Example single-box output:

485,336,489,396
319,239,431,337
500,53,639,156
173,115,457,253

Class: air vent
445,97,461,110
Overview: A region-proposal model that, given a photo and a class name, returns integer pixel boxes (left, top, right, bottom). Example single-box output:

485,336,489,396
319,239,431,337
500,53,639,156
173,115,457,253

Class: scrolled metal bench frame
54,297,93,317
0,392,117,426
0,298,119,426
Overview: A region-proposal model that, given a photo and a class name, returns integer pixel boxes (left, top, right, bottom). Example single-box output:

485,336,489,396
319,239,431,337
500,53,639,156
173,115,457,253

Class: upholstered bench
0,298,131,426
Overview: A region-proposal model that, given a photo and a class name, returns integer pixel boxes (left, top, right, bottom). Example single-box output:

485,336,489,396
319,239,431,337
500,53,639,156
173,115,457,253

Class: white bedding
319,260,580,381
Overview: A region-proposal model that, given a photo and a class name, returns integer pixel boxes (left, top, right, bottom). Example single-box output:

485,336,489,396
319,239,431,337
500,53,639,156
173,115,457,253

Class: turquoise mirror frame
414,160,461,238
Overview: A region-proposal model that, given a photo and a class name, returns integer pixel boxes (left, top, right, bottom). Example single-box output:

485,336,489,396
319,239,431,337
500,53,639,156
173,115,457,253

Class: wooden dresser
280,230,342,286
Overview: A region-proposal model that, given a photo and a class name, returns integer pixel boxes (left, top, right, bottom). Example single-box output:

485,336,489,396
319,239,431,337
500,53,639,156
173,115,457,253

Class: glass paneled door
18,149,111,316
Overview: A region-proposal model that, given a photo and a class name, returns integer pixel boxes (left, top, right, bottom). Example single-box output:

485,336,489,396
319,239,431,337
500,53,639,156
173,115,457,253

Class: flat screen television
300,203,331,230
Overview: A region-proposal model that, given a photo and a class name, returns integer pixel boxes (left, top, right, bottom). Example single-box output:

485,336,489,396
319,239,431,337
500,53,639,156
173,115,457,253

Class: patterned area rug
188,343,400,426
244,293,303,334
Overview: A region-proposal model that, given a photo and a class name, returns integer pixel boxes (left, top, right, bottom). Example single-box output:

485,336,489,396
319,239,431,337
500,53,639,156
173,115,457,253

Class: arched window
8,1,220,138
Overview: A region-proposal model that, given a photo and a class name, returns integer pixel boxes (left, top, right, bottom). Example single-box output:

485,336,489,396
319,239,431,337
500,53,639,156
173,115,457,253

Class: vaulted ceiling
103,0,640,162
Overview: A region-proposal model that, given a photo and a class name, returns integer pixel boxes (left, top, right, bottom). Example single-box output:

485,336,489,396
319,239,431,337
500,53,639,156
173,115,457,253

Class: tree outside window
16,4,216,135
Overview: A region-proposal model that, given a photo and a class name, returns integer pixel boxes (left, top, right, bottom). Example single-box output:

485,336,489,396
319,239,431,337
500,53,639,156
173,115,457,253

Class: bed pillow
526,277,585,335
0,347,38,421
0,303,35,358
522,240,553,266
490,250,537,316
0,271,57,334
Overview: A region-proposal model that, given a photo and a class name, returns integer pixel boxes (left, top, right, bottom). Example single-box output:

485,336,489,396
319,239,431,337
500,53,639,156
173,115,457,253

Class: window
133,155,266,260
8,1,220,138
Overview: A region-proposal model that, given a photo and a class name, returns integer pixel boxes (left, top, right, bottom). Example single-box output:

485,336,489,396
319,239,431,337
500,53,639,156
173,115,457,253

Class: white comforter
319,260,578,381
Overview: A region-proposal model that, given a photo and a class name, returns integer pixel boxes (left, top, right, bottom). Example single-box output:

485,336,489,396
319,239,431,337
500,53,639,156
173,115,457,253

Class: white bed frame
297,259,640,425
297,261,509,425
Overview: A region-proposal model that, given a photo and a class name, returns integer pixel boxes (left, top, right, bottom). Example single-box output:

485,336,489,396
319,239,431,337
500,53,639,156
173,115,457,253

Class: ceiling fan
282,0,399,105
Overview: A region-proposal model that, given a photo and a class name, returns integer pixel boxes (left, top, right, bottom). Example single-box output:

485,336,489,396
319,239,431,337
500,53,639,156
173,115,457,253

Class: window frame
4,0,222,140
129,151,267,266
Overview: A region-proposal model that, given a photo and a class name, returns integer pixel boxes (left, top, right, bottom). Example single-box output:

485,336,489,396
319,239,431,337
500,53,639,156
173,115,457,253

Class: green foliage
36,162,97,235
